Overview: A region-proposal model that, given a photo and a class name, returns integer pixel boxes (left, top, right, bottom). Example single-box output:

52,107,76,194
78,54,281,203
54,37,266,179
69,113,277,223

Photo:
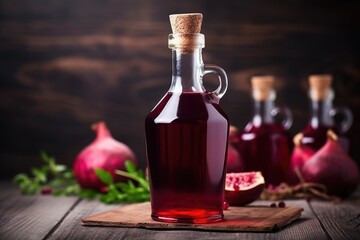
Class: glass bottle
145,13,229,224
299,74,353,151
237,76,293,186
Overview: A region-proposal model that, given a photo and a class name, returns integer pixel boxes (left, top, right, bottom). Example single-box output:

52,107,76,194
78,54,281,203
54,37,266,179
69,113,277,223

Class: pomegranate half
225,171,265,206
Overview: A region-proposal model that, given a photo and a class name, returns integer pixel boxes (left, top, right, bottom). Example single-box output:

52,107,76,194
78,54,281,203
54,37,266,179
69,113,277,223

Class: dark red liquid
145,92,228,223
300,125,336,150
300,125,349,152
237,123,292,186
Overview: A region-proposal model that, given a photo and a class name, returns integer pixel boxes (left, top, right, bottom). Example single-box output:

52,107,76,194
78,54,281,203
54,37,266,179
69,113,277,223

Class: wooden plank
0,182,80,240
242,200,329,240
309,196,360,240
49,199,327,239
46,199,132,240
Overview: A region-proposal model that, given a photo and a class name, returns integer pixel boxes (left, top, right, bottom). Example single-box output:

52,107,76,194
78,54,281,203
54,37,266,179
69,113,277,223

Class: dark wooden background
0,0,359,179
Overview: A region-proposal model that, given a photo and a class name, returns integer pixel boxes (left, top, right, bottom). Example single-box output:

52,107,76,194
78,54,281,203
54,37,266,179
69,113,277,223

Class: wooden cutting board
81,202,303,232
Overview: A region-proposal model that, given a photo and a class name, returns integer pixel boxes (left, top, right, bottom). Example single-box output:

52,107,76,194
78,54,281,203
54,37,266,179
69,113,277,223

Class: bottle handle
330,107,353,133
203,64,228,99
271,106,293,130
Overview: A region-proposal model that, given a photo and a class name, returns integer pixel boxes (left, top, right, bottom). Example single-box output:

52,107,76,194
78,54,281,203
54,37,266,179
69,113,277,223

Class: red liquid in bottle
299,75,353,152
145,92,228,223
300,125,336,150
237,123,292,186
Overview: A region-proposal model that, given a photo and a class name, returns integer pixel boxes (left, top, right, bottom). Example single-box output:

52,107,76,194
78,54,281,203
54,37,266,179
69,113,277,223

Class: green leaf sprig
13,151,79,195
94,161,150,203
13,152,150,204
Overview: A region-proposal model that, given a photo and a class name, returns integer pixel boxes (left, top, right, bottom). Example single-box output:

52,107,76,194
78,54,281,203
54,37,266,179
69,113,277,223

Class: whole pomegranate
289,133,316,184
225,171,265,206
226,126,244,173
302,130,359,198
73,121,137,192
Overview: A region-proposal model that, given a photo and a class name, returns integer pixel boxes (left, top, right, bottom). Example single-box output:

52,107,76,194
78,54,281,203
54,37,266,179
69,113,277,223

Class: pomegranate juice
145,92,228,223
300,125,338,151
237,123,292,186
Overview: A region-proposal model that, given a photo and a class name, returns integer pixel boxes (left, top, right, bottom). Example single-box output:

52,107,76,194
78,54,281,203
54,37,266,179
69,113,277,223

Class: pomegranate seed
223,201,229,210
278,201,286,208
270,203,277,208
41,187,52,195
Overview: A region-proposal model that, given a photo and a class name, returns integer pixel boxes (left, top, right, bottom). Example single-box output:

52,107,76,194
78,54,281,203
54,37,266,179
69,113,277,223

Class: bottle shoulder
241,122,287,134
146,92,228,124
238,122,290,142
301,124,339,136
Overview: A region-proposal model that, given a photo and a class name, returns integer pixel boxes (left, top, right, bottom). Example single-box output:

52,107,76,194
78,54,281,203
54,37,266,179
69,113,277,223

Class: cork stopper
293,133,304,146
169,13,203,34
168,13,204,51
251,75,275,101
309,74,333,100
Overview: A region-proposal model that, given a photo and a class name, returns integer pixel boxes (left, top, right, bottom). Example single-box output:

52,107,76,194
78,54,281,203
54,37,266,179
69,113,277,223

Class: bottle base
151,209,223,224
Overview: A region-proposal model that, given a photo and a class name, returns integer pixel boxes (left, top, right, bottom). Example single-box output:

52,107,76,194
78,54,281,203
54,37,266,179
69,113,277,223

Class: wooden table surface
1,182,359,240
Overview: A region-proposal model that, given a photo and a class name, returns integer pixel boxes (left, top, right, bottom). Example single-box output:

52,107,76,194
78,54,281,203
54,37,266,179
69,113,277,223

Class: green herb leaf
13,174,30,185
40,151,51,163
23,182,40,195
94,168,113,185
125,161,137,174
13,151,78,196
31,167,47,183
79,188,98,199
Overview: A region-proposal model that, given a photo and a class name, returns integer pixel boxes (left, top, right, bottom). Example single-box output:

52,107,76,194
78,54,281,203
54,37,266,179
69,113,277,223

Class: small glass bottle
237,76,293,186
145,13,229,224
299,74,353,151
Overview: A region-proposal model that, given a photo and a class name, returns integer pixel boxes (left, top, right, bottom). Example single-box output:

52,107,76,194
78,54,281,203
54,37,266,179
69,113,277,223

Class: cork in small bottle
169,13,202,34
169,13,203,50
309,74,333,100
251,75,275,101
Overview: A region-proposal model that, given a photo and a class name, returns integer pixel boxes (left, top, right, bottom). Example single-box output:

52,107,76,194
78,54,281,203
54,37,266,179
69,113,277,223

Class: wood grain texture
0,182,79,240
309,199,360,240
247,200,329,240
0,0,359,178
8,182,360,240
47,199,141,240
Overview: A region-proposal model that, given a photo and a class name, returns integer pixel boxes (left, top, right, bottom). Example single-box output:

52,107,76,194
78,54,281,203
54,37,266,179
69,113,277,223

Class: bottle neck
169,48,204,93
309,98,334,128
251,88,276,126
252,99,275,126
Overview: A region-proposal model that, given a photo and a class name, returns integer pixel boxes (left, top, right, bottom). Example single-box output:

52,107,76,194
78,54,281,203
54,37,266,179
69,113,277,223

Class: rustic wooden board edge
272,211,303,231
80,204,304,233
80,216,302,233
